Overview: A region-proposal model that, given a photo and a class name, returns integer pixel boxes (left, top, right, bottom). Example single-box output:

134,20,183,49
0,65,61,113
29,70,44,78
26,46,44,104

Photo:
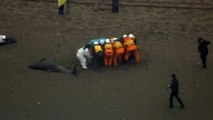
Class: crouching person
112,37,125,66
76,45,93,69
93,41,104,67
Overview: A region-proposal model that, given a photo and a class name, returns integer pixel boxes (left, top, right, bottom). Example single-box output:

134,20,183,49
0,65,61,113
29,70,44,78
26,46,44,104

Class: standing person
58,0,67,15
167,74,184,109
198,38,211,68
95,0,105,12
112,0,119,13
104,39,114,67
112,37,124,66
123,36,140,63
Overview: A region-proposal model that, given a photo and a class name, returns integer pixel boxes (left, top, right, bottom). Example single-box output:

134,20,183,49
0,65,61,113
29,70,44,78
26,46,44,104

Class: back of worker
123,36,140,63
104,39,114,66
88,37,108,47
93,41,104,67
111,38,124,66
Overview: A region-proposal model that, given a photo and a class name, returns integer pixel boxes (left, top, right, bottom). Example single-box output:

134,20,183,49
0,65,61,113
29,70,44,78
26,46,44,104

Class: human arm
167,84,171,89
83,44,91,50
134,38,137,45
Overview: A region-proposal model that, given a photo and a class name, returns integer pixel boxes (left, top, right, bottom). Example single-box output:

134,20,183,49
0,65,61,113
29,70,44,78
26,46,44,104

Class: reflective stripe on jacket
94,45,103,53
124,37,135,47
104,43,113,55
124,37,138,51
113,41,123,49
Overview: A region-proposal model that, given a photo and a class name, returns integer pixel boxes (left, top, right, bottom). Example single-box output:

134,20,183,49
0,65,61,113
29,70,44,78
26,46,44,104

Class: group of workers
76,34,140,69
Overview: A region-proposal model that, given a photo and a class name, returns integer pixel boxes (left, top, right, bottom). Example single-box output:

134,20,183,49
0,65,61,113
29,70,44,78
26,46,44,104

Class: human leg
58,5,64,15
125,51,131,61
200,54,207,68
104,55,108,66
96,52,104,67
112,0,115,12
114,0,119,12
169,93,174,108
175,95,184,108
113,54,118,66
134,50,140,63
108,55,113,66
76,54,87,69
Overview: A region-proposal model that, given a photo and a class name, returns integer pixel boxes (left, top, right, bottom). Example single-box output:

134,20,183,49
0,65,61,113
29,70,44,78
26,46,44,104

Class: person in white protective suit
0,35,6,43
76,45,93,69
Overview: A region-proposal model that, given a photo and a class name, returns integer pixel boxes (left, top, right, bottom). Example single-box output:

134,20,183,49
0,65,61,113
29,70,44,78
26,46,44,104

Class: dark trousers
95,52,104,67
200,53,207,67
169,93,184,107
58,5,64,15
112,0,119,12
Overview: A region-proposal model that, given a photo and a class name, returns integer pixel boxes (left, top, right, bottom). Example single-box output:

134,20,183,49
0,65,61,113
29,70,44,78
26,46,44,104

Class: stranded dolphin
28,59,72,74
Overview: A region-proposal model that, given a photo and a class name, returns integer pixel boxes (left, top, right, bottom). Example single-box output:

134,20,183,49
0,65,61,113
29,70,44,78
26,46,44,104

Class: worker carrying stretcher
123,34,140,63
104,39,114,66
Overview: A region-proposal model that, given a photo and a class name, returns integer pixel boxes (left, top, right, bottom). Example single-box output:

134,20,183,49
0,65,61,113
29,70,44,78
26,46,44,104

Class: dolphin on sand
28,59,72,74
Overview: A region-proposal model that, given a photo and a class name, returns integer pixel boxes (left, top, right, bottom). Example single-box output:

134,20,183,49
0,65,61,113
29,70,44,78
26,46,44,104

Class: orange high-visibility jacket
113,41,123,49
123,37,137,51
104,43,113,55
113,41,124,54
94,45,103,53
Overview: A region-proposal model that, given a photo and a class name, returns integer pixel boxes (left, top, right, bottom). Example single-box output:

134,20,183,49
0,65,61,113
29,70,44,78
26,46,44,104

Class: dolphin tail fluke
71,64,77,76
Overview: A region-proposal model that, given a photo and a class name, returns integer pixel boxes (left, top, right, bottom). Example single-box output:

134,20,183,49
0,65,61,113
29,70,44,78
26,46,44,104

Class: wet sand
0,0,213,120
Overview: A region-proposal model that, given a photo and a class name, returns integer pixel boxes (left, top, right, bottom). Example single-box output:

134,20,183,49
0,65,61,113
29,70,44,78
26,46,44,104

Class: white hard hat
94,41,99,45
113,37,118,41
99,39,105,45
123,34,127,38
129,34,135,38
105,39,110,43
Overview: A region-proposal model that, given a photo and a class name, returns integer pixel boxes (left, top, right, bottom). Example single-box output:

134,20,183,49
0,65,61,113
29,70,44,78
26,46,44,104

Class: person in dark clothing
0,35,16,45
92,41,104,67
95,51,104,67
198,38,211,68
112,0,119,13
167,74,184,108
58,5,64,15
58,0,67,15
